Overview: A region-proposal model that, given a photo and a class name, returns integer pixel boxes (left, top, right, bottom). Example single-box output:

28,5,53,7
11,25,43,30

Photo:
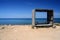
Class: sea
0,18,60,25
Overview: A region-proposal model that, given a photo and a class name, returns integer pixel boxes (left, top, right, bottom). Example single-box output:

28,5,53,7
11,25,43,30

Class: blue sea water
0,18,60,25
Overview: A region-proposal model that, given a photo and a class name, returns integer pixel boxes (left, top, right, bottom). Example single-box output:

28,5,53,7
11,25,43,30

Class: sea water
0,18,60,25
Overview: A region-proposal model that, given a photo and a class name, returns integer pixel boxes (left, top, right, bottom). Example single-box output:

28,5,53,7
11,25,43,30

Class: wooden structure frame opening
32,9,54,28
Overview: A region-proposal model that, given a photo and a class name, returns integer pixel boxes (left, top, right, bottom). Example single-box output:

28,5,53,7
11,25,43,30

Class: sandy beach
0,24,60,40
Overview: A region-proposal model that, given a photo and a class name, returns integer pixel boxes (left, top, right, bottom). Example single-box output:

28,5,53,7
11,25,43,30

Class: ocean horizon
0,18,60,25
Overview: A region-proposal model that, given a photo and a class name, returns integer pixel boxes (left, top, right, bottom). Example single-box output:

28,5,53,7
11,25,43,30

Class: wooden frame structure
32,9,54,28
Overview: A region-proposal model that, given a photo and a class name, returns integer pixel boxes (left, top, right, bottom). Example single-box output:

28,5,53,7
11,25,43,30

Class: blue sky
0,0,60,18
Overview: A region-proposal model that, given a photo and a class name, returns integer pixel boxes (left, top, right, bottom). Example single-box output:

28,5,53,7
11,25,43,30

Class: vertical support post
32,9,35,27
47,10,53,25
49,11,53,25
47,11,50,24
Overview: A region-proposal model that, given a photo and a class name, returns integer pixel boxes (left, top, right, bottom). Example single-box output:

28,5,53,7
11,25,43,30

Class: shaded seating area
32,9,54,28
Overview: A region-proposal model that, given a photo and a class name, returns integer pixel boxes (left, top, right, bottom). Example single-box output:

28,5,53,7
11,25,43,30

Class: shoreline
0,23,60,26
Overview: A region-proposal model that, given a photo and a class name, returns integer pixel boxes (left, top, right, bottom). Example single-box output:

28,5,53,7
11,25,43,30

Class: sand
0,25,60,40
